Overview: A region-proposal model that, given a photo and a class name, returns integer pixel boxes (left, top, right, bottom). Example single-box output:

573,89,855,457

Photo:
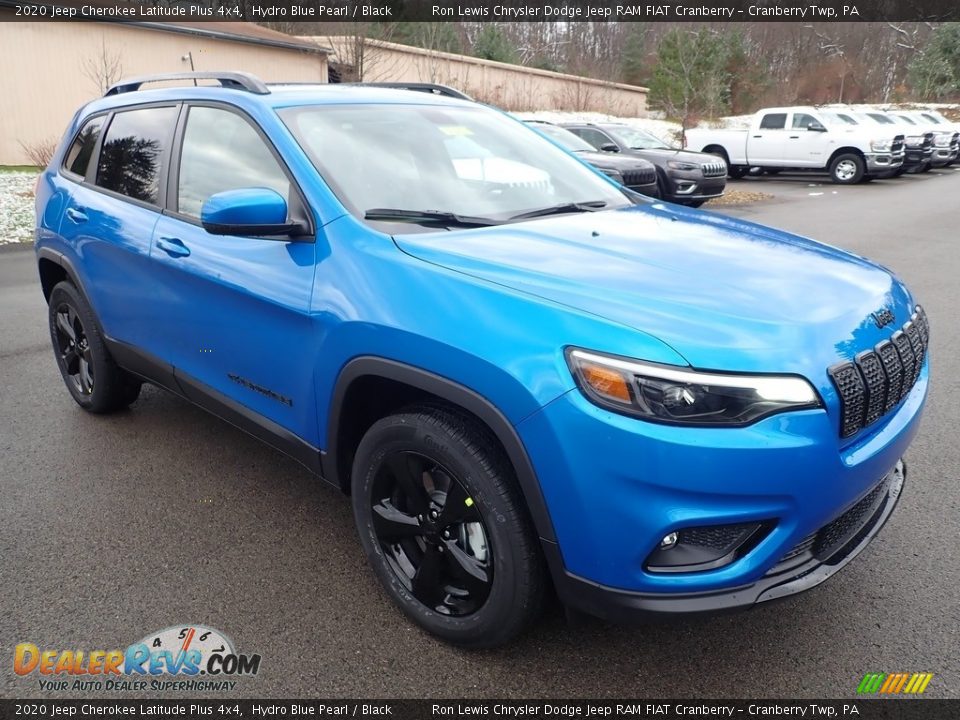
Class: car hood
622,147,715,165
575,151,655,172
394,204,915,382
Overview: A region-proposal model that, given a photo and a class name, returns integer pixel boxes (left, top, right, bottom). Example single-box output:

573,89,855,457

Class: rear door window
95,106,178,205
759,113,787,130
63,117,104,179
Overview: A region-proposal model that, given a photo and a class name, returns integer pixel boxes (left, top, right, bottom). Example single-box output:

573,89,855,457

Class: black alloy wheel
47,281,141,413
53,302,95,397
370,450,492,616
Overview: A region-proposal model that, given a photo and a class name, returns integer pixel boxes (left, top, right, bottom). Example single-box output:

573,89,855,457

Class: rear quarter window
63,117,104,179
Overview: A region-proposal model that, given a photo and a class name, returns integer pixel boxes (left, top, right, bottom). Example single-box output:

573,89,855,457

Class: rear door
148,103,319,445
747,112,788,165
57,104,179,354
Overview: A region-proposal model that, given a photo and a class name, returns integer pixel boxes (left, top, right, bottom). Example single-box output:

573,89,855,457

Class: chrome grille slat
700,161,727,178
828,306,928,438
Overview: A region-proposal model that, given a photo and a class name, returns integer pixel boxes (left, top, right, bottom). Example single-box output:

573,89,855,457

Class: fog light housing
646,522,770,573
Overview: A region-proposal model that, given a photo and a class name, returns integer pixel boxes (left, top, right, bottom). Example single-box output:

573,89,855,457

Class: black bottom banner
0,700,957,720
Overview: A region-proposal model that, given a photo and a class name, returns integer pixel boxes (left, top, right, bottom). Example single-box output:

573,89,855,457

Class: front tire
829,153,865,184
351,405,545,648
47,281,141,413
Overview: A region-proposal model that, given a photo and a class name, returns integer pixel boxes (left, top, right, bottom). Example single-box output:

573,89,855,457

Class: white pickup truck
684,106,905,184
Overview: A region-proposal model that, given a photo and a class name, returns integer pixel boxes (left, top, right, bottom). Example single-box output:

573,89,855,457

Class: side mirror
807,122,827,132
599,143,620,153
201,188,305,237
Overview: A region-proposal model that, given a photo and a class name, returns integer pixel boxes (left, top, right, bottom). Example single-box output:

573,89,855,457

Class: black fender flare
327,356,557,542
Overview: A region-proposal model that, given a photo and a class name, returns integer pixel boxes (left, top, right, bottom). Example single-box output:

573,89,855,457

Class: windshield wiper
364,208,500,227
508,201,608,221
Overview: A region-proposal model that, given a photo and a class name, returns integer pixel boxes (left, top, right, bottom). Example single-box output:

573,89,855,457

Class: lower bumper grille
767,470,896,577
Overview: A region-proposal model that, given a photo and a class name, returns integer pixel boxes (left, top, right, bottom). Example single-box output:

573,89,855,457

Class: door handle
752,135,763,138
789,136,800,139
65,207,88,223
155,236,191,258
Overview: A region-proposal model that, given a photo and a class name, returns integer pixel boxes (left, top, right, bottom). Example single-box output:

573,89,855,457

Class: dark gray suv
563,122,726,207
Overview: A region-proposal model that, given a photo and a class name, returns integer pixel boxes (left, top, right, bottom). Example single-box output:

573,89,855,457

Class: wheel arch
827,146,866,167
326,356,557,542
702,144,729,161
37,247,79,303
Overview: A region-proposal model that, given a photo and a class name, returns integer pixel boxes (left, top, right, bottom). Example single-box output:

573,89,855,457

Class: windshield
867,113,894,125
280,104,630,229
608,126,672,150
531,123,596,153
920,113,941,124
893,114,916,125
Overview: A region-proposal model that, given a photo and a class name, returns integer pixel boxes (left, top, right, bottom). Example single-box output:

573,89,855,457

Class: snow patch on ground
1,172,38,245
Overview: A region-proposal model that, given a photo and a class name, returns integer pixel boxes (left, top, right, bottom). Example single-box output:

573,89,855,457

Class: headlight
667,160,699,171
905,135,923,145
934,134,951,147
566,348,821,426
870,139,892,152
598,167,624,184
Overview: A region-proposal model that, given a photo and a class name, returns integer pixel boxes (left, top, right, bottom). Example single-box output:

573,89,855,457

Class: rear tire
351,405,545,648
829,153,865,184
47,281,141,413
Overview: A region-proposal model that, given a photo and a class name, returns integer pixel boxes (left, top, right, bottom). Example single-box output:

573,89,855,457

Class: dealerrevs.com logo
14,625,260,692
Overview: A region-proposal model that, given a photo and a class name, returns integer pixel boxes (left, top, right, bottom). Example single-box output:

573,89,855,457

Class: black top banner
2,0,960,22
1,700,959,720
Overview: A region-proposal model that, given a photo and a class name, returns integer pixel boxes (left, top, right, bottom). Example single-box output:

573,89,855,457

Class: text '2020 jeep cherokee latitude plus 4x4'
36,72,928,648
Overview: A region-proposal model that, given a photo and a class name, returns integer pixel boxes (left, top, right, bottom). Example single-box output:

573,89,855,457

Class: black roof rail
105,71,270,97
346,82,473,101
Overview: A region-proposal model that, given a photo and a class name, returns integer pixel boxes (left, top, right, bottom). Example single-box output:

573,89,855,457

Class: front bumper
930,146,958,167
518,360,927,620
865,151,904,174
664,172,726,203
543,460,905,621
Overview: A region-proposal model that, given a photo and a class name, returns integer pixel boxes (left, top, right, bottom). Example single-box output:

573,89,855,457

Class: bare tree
82,37,123,94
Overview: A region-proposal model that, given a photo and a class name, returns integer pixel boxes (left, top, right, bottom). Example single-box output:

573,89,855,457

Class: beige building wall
313,37,647,117
0,21,327,165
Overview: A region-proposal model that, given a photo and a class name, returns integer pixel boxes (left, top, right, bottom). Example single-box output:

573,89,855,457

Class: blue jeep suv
36,72,929,647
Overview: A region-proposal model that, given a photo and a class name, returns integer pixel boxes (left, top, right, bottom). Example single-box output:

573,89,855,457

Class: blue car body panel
35,83,928,612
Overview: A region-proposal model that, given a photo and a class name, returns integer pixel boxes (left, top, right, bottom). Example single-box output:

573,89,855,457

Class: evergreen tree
909,23,960,100
473,25,517,64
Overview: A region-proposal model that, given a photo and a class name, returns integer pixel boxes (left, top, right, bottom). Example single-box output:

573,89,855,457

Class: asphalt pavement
1,168,958,700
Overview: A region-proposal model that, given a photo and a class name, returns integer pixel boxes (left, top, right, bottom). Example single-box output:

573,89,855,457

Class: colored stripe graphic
858,672,933,695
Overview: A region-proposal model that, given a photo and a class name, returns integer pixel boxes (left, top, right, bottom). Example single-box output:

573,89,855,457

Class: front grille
700,160,727,178
622,168,656,187
891,135,904,153
828,306,929,438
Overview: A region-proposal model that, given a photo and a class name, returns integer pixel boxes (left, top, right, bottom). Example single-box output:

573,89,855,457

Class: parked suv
562,122,726,206
525,120,659,197
37,72,928,647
